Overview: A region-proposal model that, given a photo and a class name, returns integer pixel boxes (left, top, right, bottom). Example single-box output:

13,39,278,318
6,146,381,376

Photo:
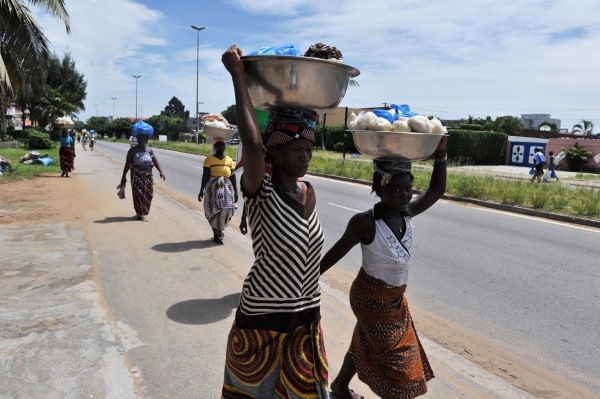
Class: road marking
328,203,360,213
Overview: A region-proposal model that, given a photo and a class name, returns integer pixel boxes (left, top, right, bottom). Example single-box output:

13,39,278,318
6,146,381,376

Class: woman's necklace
384,215,405,233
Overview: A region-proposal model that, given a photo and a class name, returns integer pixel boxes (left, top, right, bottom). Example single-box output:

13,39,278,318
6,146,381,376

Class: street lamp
191,25,205,144
111,97,117,121
133,75,141,119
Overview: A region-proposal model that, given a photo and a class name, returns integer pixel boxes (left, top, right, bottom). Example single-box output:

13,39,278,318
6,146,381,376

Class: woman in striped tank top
221,45,329,399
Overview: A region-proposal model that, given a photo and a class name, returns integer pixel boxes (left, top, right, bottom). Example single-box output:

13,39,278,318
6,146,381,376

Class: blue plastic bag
132,120,154,137
247,44,302,56
372,109,396,124
391,104,418,118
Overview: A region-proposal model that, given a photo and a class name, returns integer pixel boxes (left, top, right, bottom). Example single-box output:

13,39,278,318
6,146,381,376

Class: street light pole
111,97,117,121
191,25,205,144
133,75,140,119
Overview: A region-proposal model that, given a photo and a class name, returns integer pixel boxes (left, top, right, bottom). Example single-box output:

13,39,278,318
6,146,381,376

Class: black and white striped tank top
239,176,324,316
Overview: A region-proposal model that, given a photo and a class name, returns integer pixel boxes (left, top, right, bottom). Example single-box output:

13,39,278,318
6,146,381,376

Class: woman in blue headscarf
120,121,166,220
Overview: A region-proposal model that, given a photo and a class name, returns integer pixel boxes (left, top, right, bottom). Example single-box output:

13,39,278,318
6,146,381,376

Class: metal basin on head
242,55,360,112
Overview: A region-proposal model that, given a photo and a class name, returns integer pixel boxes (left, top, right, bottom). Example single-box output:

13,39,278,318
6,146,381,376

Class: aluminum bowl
351,130,444,161
203,125,238,140
241,55,360,112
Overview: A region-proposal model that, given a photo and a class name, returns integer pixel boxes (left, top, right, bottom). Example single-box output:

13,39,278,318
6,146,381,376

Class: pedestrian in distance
221,44,329,398
120,120,165,221
530,147,547,183
197,140,238,244
59,130,75,177
548,150,559,181
320,137,447,399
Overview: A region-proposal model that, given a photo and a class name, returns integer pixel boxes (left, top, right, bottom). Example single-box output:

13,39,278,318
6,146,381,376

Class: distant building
520,114,561,130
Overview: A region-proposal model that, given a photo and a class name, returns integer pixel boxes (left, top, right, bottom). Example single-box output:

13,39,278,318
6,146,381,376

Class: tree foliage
159,97,188,135
0,0,70,105
539,121,558,131
561,142,592,172
221,105,237,125
148,114,184,141
161,96,189,120
572,120,594,136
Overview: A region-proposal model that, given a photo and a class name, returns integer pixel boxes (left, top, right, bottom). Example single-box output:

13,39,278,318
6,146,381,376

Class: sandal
329,389,364,399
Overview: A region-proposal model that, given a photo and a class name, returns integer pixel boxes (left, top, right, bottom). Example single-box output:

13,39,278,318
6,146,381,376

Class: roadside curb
308,172,600,229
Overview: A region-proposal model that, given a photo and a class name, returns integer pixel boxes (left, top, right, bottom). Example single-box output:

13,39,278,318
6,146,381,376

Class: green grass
0,146,61,180
2,141,598,221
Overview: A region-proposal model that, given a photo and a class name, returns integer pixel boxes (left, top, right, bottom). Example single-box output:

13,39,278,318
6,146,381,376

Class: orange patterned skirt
349,268,434,399
222,320,329,399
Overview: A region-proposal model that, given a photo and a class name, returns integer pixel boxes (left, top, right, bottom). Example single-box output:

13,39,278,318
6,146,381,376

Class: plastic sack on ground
247,44,302,56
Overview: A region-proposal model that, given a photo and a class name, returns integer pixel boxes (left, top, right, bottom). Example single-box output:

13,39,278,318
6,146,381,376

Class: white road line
328,203,361,213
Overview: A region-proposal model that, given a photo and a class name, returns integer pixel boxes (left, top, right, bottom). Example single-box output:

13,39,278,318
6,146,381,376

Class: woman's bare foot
330,381,363,399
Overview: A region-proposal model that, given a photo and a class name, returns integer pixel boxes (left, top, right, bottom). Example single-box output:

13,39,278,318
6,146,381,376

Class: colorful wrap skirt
203,176,236,231
222,321,329,399
349,268,434,399
59,147,75,172
131,169,154,217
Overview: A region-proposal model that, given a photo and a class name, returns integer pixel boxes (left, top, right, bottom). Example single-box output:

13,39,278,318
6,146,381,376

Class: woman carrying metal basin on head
220,43,359,398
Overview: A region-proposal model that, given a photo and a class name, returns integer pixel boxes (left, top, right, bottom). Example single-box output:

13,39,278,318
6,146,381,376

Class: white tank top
360,214,413,287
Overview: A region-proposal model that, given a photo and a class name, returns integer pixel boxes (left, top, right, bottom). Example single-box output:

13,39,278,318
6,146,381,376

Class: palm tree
39,88,76,129
572,120,594,136
0,0,70,111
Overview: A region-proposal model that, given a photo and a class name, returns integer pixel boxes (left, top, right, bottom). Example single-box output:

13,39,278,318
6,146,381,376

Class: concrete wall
546,137,600,170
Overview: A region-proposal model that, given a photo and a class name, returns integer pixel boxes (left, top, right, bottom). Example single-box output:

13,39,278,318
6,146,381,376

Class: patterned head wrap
373,159,412,187
263,108,317,148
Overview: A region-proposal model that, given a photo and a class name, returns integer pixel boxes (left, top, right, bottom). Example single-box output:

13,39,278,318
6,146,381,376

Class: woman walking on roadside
320,137,447,399
220,44,329,398
198,140,238,244
59,130,75,177
120,121,165,220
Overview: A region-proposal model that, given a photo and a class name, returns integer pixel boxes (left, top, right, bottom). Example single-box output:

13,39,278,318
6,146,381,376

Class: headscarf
373,159,412,187
263,108,317,148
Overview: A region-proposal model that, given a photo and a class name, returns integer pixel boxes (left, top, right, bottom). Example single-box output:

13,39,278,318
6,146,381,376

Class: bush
315,125,357,153
460,123,483,131
561,143,592,172
28,130,53,149
10,130,30,141
446,129,507,165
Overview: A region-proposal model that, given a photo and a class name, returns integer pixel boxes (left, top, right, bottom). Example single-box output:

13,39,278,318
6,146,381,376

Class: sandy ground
1,173,596,398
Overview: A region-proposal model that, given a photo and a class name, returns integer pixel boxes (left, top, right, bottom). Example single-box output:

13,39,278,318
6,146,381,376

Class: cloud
33,0,600,129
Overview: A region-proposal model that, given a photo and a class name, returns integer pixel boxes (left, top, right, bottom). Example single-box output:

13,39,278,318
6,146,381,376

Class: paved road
97,141,600,394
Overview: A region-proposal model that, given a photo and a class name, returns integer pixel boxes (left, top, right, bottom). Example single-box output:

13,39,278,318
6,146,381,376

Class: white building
520,114,561,130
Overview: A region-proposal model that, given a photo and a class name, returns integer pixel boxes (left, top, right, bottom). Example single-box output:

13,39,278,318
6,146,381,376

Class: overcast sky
36,0,599,131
